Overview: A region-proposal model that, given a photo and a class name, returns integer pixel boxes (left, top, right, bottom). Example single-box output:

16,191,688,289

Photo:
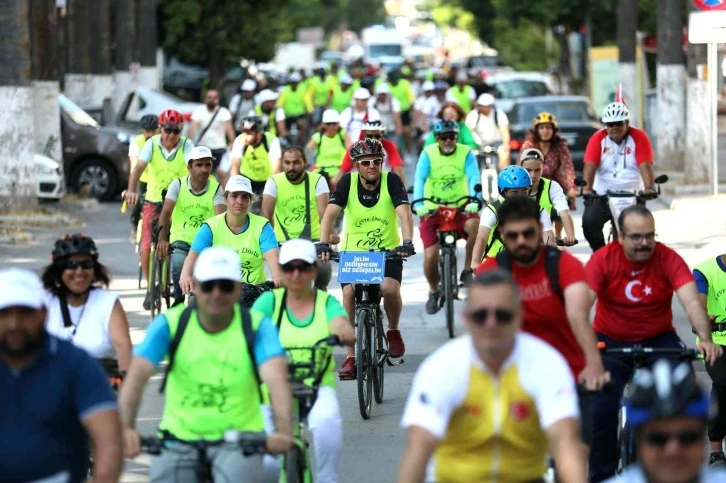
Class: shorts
400,109,412,126
141,202,162,251
419,211,479,250
210,148,226,171
340,259,403,289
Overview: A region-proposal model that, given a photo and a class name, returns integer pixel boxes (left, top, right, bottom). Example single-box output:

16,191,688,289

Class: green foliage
492,17,559,71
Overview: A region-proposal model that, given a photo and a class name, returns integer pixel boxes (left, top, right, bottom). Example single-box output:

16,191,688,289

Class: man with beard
0,268,122,482
261,146,333,290
188,89,236,170
585,204,722,482
475,195,609,467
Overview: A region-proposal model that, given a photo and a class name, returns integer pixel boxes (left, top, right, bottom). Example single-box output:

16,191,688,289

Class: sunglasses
324,123,338,127
199,279,236,293
63,259,95,270
365,133,382,139
502,227,538,242
359,159,382,167
467,307,514,325
163,128,181,135
642,430,702,448
605,121,625,128
437,134,457,141
281,262,314,273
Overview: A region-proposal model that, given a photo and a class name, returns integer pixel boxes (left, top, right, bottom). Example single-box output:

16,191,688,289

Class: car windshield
469,56,498,68
516,101,595,124
59,94,99,127
369,44,403,57
493,80,550,99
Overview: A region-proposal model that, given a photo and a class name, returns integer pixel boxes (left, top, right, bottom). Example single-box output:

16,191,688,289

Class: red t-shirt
339,136,403,173
585,242,694,342
475,250,587,377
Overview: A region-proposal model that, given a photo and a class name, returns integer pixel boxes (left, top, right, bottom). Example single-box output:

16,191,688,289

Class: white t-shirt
44,289,119,359
191,106,232,149
165,177,225,205
339,107,381,145
534,178,569,213
262,174,329,198
128,141,141,158
465,108,509,146
368,97,401,133
419,96,443,129
480,204,553,232
605,464,726,483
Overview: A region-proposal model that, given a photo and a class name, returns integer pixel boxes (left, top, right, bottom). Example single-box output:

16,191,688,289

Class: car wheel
72,158,118,201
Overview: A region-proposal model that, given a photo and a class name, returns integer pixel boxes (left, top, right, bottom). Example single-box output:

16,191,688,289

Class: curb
0,213,78,226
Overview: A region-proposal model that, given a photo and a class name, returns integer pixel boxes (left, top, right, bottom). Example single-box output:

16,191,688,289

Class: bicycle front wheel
148,252,160,317
284,445,305,483
442,251,455,339
356,308,373,420
161,257,171,309
373,310,385,404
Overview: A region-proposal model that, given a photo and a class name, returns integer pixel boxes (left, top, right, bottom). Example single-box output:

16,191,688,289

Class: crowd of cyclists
4,60,726,483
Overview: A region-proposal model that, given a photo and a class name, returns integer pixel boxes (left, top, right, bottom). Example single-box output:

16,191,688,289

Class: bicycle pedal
338,374,356,381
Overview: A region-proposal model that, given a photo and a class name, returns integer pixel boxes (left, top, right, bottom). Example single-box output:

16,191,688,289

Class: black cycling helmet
433,119,459,137
52,233,99,262
241,116,264,133
350,139,385,161
626,359,711,428
139,114,159,131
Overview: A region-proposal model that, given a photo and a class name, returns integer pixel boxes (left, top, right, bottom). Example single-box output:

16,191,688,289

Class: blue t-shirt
0,335,118,482
413,146,481,209
190,218,279,254
693,256,726,294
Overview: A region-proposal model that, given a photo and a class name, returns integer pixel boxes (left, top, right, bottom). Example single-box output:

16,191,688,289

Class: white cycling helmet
362,119,387,132
602,102,629,123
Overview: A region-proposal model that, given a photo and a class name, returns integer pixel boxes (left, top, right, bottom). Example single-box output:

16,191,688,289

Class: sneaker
387,330,405,358
338,357,356,380
425,291,440,315
710,451,726,468
460,268,474,286
142,291,152,311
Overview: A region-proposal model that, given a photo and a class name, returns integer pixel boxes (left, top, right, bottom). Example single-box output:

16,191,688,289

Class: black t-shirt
330,172,409,209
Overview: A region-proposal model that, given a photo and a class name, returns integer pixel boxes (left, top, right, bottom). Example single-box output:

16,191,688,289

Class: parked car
113,87,204,130
486,72,558,113
507,96,601,172
35,154,66,201
60,93,136,200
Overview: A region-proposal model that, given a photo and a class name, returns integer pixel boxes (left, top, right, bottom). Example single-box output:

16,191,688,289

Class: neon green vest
254,105,277,137
311,76,330,106
422,144,471,211
170,177,219,244
271,172,322,242
145,135,189,203
484,201,504,259
311,131,347,173
133,134,149,183
330,85,354,112
449,85,474,112
342,172,400,251
237,132,275,182
388,80,413,111
695,258,726,346
158,304,265,440
531,178,554,217
280,85,307,117
204,212,269,284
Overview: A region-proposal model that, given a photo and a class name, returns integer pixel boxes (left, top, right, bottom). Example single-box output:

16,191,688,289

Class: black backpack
495,245,563,301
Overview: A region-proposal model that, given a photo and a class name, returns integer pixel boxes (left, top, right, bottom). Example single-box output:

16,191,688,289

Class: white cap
322,109,340,124
224,175,254,194
242,79,257,91
421,80,435,91
189,145,216,161
375,83,390,95
456,71,469,82
339,73,353,84
477,93,495,106
353,87,371,100
279,239,317,265
288,72,302,83
0,268,46,311
258,89,278,104
194,247,241,282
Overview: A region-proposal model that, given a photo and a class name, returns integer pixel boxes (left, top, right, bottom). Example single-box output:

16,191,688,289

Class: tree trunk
617,0,639,126
208,43,223,93
113,0,136,112
136,0,159,90
65,0,94,109
656,0,685,172
87,0,112,111
0,0,37,209
684,0,710,184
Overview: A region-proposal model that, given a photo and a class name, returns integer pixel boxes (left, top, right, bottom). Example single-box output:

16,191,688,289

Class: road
0,185,722,482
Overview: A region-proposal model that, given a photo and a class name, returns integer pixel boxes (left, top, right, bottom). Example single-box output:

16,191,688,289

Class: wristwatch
403,239,413,245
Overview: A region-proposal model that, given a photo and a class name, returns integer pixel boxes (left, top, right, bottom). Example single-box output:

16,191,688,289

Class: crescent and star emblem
625,280,653,302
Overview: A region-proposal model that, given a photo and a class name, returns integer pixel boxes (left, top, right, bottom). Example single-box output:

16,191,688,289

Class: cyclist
328,73,356,113
586,204,722,482
387,70,416,155
127,114,159,241
413,119,481,313
445,71,476,113
307,65,331,126
305,109,349,182
255,89,285,138
339,88,380,147
519,147,577,246
230,78,258,132
582,102,656,252
397,269,585,483
604,359,726,482
125,109,195,310
465,93,510,170
0,268,122,482
252,239,355,483
157,146,226,306
119,247,294,479
470,165,556,267
423,102,479,150
261,146,333,290
188,89,235,169
42,233,132,372
369,83,403,141
277,72,311,142
693,252,726,467
318,139,415,377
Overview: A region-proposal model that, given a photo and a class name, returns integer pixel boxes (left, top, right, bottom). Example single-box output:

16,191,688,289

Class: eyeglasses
324,123,338,127
623,232,657,243
163,128,181,135
437,134,457,141
642,430,702,448
199,279,236,293
281,262,314,273
605,121,625,128
502,227,538,242
358,159,383,167
63,259,95,270
467,307,514,325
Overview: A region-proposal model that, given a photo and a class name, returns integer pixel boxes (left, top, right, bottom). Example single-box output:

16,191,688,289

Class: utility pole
65,0,94,109
113,0,136,112
136,0,159,90
656,0,685,172
684,1,710,185
617,0,639,126
0,0,37,208
89,0,113,114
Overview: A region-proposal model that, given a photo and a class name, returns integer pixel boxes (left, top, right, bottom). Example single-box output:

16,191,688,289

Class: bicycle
148,218,172,318
282,334,345,483
121,197,144,289
597,342,699,472
475,142,501,204
409,194,483,339
140,430,268,482
330,250,407,420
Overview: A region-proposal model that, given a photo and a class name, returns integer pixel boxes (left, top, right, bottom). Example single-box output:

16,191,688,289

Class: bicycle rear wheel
161,257,172,309
442,251,455,339
373,310,385,404
284,445,305,483
356,309,373,419
149,252,162,317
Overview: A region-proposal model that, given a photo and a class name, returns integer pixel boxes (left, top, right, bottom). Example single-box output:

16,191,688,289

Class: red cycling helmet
158,109,183,127
350,139,385,161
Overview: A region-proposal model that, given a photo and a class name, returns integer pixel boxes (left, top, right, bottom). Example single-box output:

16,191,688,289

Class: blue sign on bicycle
338,251,386,284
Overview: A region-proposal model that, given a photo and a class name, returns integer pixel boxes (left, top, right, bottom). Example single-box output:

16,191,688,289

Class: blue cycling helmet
433,120,459,136
498,165,532,197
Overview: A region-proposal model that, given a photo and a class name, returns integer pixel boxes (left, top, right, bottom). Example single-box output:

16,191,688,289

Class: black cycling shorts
400,109,412,126
578,386,594,447
340,259,403,289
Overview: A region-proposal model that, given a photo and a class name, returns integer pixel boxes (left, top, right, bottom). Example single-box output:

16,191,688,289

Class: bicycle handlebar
410,195,483,212
140,431,268,456
597,342,700,360
555,239,578,247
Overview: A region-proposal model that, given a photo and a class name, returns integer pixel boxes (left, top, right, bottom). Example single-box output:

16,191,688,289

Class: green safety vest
695,257,726,346
204,212,269,284
170,176,219,244
330,85,354,113
342,172,400,251
254,105,277,137
448,85,475,113
310,76,330,107
237,132,275,182
531,178,554,217
388,79,413,111
133,134,149,183
280,85,307,118
484,200,505,260
422,144,471,211
145,135,189,203
311,130,347,174
158,304,265,441
270,171,322,242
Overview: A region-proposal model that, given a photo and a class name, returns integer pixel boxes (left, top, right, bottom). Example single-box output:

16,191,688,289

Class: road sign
694,0,726,11
688,11,726,43
337,251,386,285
